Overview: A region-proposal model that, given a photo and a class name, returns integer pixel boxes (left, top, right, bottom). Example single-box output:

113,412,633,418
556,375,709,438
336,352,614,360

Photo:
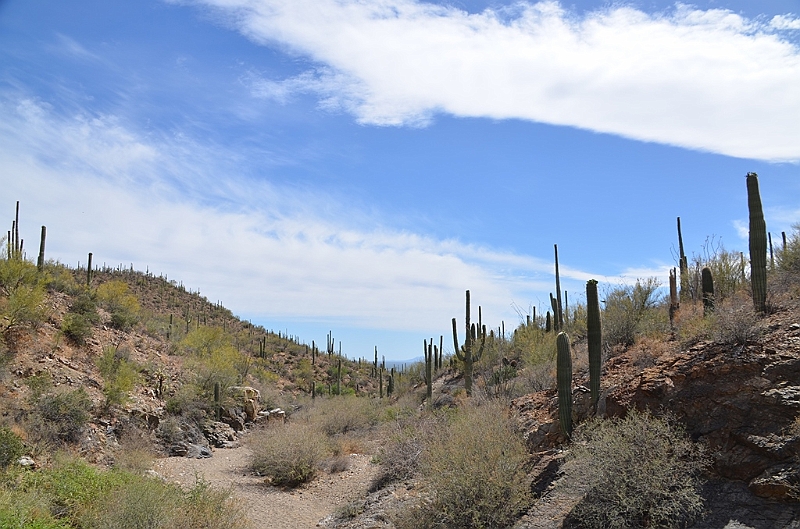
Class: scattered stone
17,456,35,468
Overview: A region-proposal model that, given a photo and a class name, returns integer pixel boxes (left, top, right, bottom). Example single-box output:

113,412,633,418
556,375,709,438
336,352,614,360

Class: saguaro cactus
586,280,602,412
452,290,486,396
86,252,93,287
37,226,46,271
423,339,436,401
702,267,715,316
554,244,564,330
668,268,679,327
677,217,689,300
556,332,573,437
214,381,221,421
747,172,767,313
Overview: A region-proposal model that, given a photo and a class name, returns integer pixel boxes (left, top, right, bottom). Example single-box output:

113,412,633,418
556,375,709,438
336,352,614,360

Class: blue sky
1,0,799,361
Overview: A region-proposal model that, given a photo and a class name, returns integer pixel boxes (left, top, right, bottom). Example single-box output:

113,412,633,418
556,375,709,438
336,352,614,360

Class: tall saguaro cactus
747,172,767,313
554,245,564,330
668,268,679,328
37,226,46,271
86,252,93,287
452,290,486,396
586,280,602,412
556,332,573,437
423,339,434,400
677,217,689,300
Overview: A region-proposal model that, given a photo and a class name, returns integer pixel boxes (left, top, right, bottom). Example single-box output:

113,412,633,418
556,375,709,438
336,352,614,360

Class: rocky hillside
510,295,800,527
0,259,391,465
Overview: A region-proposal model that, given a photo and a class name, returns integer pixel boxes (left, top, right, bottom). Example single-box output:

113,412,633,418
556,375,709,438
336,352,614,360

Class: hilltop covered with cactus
3,173,800,528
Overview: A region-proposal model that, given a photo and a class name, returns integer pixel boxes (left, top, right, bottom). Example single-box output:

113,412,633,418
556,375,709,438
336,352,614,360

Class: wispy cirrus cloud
195,0,800,161
0,91,570,333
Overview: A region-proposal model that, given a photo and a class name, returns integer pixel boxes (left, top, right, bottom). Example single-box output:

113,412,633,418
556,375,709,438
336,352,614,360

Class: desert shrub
176,477,246,529
0,426,26,468
96,280,140,330
560,409,708,529
674,302,713,347
0,257,48,345
0,488,72,529
29,388,92,445
370,423,427,492
711,294,763,345
12,456,245,529
182,327,240,400
113,428,155,474
249,423,328,487
80,474,176,529
45,264,80,295
97,346,141,408
778,223,800,273
395,402,532,529
685,238,748,303
164,383,208,423
603,278,667,348
61,312,94,345
305,396,381,436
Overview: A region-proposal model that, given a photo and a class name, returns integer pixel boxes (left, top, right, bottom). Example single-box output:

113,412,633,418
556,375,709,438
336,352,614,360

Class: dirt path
152,445,379,529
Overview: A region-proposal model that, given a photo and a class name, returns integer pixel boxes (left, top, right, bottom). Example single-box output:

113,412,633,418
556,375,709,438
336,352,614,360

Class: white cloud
0,92,567,337
771,15,800,30
197,0,800,161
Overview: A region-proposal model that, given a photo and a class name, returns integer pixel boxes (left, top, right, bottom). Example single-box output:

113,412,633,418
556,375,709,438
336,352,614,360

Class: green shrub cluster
0,426,26,469
61,291,99,345
96,280,141,331
97,346,141,408
0,257,47,346
603,278,668,348
1,456,246,529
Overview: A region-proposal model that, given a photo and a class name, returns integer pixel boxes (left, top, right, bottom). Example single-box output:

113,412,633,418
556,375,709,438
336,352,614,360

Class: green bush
603,278,667,348
97,346,141,408
96,280,140,331
249,423,328,487
61,312,94,345
560,409,708,529
10,456,246,529
0,488,72,529
395,402,532,529
0,257,48,345
29,389,92,445
0,426,26,468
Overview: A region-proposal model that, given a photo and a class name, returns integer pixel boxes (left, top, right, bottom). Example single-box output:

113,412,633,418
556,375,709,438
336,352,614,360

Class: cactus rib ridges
747,172,767,313
586,280,601,412
556,332,573,437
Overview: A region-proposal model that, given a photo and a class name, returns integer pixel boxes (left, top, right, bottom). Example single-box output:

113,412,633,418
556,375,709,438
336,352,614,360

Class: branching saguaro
452,290,485,396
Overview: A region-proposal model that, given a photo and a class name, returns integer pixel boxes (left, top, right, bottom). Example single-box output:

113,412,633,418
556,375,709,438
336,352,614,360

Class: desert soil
152,445,379,529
